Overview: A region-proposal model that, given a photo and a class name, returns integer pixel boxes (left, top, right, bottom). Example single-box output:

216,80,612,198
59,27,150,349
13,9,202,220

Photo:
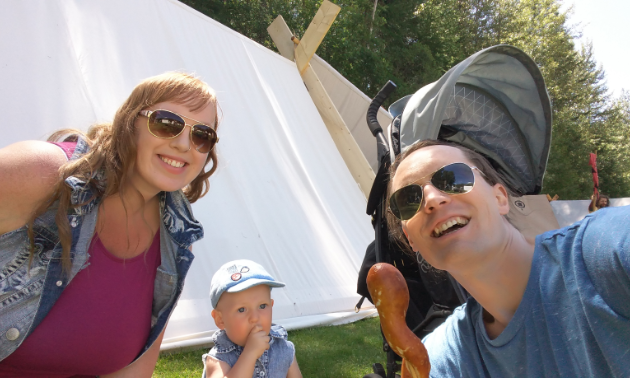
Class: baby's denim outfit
202,324,294,378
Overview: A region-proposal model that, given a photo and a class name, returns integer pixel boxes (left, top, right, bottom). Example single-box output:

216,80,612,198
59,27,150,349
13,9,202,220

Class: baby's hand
242,325,270,359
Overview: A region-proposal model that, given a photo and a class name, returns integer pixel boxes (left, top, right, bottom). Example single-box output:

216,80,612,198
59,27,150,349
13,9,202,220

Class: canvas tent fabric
310,55,393,174
0,0,376,352
550,198,630,228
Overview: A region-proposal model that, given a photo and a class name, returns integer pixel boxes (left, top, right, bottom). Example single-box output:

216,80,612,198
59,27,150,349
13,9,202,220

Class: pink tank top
0,231,161,377
51,141,77,159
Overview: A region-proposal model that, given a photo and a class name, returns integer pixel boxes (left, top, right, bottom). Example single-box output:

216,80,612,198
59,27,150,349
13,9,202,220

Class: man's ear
493,183,510,215
271,298,275,307
211,309,225,330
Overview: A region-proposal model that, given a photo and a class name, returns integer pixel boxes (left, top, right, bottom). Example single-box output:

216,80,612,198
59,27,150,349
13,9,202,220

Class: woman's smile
132,100,215,197
158,154,187,169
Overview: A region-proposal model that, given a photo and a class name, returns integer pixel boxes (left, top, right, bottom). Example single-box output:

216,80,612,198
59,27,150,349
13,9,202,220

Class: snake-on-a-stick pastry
367,263,431,378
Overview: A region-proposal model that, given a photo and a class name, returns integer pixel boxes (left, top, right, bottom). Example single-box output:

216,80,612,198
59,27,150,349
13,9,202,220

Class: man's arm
582,206,630,317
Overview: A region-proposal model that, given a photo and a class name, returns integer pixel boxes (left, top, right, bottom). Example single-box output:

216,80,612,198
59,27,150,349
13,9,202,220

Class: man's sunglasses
139,109,219,153
389,162,482,221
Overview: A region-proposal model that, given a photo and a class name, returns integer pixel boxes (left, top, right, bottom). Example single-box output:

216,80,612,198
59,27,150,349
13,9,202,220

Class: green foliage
153,317,385,378
591,92,630,198
179,0,630,199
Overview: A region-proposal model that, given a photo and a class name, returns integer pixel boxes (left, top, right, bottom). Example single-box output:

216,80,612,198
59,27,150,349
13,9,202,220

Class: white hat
209,259,285,308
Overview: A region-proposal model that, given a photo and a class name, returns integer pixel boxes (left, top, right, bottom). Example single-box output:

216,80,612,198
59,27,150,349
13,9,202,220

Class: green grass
153,316,386,378
154,350,205,378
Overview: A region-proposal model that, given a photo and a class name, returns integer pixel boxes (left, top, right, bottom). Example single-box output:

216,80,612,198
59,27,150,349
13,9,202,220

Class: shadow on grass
154,316,385,378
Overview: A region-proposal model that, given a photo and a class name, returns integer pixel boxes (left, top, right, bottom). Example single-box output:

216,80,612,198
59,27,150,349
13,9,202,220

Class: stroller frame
358,82,468,378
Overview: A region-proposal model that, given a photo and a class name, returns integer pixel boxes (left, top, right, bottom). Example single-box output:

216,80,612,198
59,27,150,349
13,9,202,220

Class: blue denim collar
159,190,204,247
211,324,288,353
62,136,203,247
63,137,101,216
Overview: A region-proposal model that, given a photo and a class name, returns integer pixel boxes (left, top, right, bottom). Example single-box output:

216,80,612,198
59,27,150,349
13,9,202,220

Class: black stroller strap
366,156,391,216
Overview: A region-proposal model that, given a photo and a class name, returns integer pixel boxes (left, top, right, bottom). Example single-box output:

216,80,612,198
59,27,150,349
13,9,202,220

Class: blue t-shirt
423,206,630,377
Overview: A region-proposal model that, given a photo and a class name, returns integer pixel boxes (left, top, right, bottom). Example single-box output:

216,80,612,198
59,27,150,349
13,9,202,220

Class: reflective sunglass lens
431,163,474,194
391,185,423,220
191,126,217,153
149,110,186,138
147,110,218,153
390,163,476,221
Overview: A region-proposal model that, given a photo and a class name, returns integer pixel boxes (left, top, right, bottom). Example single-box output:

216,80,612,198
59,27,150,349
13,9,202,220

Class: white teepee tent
0,0,378,351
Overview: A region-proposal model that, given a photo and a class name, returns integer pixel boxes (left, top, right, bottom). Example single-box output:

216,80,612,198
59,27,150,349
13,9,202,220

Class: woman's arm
0,141,67,235
286,356,303,378
100,327,166,378
588,193,598,213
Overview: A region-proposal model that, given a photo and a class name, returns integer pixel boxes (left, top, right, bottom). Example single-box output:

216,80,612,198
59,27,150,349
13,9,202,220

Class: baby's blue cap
210,259,285,308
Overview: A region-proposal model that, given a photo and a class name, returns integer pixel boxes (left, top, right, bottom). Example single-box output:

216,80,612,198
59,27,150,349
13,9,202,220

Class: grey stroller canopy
389,45,552,195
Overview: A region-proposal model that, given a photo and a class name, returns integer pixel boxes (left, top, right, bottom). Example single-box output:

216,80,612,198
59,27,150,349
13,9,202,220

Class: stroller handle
366,80,397,137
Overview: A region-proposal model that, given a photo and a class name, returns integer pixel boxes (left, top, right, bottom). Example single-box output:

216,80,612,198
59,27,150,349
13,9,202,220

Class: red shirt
0,231,161,377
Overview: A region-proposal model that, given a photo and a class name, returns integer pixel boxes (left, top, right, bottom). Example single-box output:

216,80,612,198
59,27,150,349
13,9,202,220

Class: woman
589,192,610,212
387,139,630,377
0,72,220,376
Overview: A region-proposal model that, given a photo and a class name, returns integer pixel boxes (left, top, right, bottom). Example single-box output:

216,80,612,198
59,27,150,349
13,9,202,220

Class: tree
591,91,630,198
180,0,630,198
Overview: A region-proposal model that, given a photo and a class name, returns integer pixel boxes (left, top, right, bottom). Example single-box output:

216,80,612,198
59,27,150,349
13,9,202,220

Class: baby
202,259,302,378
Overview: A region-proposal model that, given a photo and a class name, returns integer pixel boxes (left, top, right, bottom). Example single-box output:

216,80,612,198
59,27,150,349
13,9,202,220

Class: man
387,139,630,377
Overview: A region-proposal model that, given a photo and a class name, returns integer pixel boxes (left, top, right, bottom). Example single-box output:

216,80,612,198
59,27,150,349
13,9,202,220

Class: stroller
356,45,553,378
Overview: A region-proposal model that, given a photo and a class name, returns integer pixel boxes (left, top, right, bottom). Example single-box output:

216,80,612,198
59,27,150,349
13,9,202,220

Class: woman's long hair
29,72,220,274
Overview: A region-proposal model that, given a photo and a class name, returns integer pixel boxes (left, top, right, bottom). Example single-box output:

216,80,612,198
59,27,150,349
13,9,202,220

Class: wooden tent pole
267,2,375,199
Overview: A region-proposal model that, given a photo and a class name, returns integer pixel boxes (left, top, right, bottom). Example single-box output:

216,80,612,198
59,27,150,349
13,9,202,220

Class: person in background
0,72,220,377
203,259,303,378
387,139,630,377
589,192,610,212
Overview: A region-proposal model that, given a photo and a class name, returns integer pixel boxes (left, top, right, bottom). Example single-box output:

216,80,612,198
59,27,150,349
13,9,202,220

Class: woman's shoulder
0,141,68,234
0,140,67,189
2,139,68,164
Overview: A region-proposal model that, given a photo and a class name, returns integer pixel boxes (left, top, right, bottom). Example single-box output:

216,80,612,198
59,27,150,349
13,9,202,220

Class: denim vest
202,324,295,378
0,137,203,363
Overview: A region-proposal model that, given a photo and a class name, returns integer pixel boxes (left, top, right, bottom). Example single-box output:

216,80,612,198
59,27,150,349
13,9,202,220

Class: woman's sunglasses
389,162,482,221
139,109,219,153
